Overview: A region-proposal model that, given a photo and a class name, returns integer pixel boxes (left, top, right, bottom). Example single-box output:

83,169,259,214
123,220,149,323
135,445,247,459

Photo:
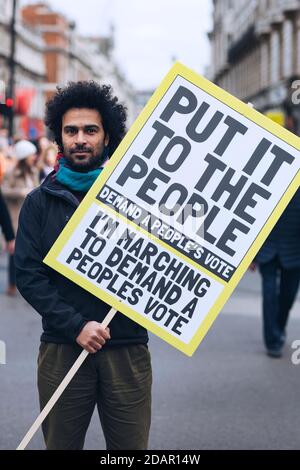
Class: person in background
37,136,50,156
2,140,39,295
0,144,6,185
251,188,300,358
0,137,15,268
0,189,15,265
38,143,58,182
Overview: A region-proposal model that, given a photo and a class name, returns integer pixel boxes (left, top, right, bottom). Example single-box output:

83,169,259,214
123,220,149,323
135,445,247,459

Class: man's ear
104,134,110,146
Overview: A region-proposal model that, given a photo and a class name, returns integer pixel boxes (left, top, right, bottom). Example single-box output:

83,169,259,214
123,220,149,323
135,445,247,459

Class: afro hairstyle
45,81,127,156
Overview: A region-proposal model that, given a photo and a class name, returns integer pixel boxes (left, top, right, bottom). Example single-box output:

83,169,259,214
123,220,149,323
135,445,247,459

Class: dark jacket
14,172,148,346
0,188,14,241
255,188,300,268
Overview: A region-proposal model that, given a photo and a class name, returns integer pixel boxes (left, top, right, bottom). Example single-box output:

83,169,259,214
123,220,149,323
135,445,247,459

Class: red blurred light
5,98,14,107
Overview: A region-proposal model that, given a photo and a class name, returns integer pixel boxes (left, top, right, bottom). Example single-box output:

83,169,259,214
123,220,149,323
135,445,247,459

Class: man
251,188,300,358
15,81,152,450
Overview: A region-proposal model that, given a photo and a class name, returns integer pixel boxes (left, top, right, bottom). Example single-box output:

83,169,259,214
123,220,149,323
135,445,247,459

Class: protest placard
44,62,300,356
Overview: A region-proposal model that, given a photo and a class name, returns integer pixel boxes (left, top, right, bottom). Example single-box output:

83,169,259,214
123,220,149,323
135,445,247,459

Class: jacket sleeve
14,193,87,341
0,189,15,241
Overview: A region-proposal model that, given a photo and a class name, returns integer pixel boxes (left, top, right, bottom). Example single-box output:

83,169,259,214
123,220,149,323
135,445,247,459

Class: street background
1,0,300,451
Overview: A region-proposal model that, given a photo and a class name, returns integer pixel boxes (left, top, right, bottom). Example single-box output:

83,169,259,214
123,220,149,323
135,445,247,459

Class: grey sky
20,0,212,91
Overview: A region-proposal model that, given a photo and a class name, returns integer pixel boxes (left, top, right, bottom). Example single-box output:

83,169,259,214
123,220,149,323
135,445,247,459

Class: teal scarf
55,156,103,192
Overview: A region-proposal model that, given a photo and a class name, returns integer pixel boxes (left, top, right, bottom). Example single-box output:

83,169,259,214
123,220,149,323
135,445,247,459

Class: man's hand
76,321,111,353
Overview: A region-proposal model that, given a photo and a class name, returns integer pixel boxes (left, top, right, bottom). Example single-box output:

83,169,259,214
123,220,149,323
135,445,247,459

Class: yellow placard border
44,62,300,357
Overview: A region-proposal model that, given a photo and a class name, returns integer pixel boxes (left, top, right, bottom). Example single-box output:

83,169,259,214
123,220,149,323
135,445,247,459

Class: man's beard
63,146,105,172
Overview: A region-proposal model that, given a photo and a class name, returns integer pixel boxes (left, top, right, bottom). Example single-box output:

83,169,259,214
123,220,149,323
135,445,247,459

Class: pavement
0,252,300,450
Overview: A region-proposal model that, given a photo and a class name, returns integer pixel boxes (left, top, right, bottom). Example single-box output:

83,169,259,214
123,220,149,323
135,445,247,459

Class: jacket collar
40,171,79,208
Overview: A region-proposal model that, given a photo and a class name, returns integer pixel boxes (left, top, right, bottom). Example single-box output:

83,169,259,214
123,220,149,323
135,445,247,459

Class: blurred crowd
0,128,57,295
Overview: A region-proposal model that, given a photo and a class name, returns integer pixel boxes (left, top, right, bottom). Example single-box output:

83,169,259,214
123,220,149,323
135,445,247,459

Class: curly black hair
45,81,127,155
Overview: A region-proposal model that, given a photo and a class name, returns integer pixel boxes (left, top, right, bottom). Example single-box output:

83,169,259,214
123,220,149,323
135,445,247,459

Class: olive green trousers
37,342,152,450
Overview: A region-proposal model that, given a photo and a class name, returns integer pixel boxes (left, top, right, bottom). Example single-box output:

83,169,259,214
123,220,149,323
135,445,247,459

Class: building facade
0,1,138,139
0,0,46,138
21,3,138,125
209,0,300,134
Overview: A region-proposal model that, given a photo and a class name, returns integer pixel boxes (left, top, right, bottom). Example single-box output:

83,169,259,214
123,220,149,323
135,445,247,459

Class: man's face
61,108,109,171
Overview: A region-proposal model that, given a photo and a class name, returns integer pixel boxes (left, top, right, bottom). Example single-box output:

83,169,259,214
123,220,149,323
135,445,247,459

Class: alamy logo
291,80,300,104
0,340,6,365
291,340,300,365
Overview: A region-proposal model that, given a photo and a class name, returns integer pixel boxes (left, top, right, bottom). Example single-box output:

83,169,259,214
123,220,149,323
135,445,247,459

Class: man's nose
75,130,87,144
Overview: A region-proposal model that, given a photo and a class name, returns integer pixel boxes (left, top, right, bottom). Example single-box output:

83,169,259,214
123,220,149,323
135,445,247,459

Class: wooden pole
17,307,117,450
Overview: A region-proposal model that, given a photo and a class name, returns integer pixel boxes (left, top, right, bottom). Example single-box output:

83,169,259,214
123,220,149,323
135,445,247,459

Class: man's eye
87,129,96,134
66,129,76,135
